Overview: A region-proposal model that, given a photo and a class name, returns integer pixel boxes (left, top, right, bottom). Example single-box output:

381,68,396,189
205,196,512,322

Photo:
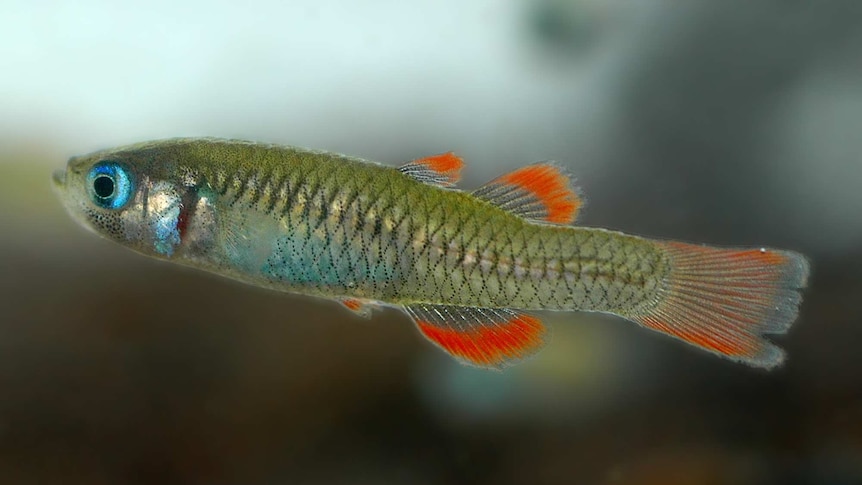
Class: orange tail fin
631,241,810,369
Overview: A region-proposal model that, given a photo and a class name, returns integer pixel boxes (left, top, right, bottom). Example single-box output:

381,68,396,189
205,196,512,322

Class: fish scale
54,137,809,370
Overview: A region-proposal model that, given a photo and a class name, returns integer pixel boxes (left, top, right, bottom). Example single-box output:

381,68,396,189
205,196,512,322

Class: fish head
53,142,204,259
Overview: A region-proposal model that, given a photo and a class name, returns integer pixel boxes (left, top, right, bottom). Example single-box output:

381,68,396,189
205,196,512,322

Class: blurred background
2,1,861,484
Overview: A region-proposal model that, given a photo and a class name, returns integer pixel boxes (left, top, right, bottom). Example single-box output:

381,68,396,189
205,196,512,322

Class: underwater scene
1,1,861,484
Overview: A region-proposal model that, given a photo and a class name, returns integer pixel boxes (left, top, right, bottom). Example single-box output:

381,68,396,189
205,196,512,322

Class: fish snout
52,169,66,189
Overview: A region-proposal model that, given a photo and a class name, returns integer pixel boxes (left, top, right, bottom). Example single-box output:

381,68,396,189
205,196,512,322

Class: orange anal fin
339,298,375,318
472,162,582,224
398,152,464,187
632,241,810,369
403,305,547,369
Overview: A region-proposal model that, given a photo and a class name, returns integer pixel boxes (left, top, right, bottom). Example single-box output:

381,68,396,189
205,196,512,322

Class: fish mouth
52,169,66,189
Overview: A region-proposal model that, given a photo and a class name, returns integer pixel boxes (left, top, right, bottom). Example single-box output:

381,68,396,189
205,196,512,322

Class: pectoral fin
338,298,377,318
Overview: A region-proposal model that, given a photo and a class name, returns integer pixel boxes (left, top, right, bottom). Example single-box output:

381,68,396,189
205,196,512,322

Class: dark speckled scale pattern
163,139,673,315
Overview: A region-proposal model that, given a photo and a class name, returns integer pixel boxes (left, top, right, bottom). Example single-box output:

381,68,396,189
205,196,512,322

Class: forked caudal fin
630,241,810,369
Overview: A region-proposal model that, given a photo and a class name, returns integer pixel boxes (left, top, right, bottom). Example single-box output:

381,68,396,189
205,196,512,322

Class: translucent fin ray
403,304,547,369
399,152,464,187
472,162,582,224
338,298,376,318
630,242,810,369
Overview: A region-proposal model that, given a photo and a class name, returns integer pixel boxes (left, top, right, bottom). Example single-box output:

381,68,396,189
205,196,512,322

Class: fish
52,137,810,370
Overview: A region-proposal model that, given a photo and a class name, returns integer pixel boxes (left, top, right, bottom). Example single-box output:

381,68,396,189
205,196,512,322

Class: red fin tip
338,298,375,318
499,164,580,224
473,162,582,224
407,306,547,369
341,298,363,311
421,152,463,179
399,152,464,187
631,241,810,369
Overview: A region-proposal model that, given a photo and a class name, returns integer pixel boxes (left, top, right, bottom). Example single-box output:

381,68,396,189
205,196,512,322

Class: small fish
53,138,810,369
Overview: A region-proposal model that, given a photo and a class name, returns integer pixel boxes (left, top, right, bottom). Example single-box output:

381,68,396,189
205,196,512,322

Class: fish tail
628,241,810,369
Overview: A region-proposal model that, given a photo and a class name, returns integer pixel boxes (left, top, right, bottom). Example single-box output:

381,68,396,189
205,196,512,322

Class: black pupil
93,175,115,198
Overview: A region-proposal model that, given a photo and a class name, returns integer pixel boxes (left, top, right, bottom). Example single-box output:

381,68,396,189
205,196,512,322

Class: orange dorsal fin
472,162,582,224
403,305,547,369
630,242,810,369
399,152,464,187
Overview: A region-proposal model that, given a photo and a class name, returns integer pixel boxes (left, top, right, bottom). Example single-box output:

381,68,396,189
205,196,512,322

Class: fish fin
339,298,376,318
472,162,583,224
630,242,810,369
403,305,547,369
399,152,464,187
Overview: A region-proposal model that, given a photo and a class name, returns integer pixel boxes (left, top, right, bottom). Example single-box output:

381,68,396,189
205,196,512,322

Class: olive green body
56,138,670,314
131,139,670,315
52,137,811,371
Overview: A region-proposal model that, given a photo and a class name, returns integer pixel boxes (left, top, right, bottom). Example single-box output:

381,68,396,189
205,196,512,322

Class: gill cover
84,160,184,257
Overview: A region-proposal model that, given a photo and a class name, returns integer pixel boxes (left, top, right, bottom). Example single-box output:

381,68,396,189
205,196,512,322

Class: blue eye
87,162,133,210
